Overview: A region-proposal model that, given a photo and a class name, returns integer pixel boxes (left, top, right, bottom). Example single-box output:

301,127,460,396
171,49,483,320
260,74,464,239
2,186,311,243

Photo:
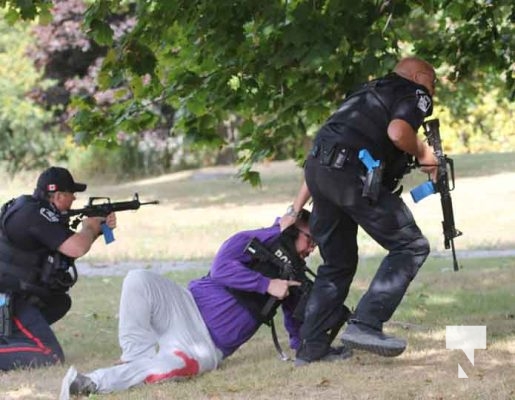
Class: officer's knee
405,235,430,279
412,235,430,257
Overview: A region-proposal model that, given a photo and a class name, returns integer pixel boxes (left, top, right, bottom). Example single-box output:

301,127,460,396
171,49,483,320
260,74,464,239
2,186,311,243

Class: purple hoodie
188,219,301,358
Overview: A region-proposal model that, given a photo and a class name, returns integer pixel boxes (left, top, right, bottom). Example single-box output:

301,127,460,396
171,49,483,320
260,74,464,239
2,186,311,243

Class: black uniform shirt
3,196,74,252
317,73,433,161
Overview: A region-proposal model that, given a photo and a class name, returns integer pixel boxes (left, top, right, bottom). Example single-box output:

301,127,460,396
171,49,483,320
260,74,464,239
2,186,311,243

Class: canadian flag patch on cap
47,184,57,191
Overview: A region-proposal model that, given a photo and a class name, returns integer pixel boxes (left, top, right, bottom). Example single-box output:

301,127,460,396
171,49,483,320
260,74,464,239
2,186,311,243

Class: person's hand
81,216,103,236
104,212,117,230
279,214,297,231
267,279,301,299
417,145,438,182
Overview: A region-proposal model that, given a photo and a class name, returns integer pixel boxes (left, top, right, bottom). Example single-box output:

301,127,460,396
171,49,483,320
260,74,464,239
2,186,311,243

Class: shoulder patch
416,89,432,114
40,207,60,222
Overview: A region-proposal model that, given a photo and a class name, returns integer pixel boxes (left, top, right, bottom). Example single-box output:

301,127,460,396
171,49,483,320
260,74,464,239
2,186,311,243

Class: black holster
362,163,384,203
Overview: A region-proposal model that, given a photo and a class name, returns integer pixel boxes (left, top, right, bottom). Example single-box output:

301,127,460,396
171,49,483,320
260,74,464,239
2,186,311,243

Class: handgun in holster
0,292,13,337
359,149,384,203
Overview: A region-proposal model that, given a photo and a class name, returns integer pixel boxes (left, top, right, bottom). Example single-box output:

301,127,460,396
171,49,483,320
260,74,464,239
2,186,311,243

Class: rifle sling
270,317,290,361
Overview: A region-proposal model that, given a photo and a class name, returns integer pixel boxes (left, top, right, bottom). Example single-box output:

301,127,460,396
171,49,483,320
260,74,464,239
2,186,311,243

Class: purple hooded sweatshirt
188,218,301,358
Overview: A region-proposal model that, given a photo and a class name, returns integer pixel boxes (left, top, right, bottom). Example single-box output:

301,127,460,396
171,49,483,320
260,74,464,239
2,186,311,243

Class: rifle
245,237,315,320
410,119,463,271
245,237,315,360
67,193,159,243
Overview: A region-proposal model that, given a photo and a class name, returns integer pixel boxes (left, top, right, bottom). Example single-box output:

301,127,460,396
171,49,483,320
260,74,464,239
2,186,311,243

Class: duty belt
310,140,360,169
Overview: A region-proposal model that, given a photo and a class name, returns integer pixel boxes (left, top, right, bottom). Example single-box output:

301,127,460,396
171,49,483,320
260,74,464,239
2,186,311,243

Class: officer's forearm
59,227,99,258
80,225,100,243
292,181,310,212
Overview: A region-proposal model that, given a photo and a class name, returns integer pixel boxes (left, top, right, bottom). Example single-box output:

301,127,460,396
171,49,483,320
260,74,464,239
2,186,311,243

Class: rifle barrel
140,200,159,205
451,239,459,271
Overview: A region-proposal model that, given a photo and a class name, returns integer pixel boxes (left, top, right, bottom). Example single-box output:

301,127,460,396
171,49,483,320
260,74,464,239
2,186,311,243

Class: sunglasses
419,70,437,87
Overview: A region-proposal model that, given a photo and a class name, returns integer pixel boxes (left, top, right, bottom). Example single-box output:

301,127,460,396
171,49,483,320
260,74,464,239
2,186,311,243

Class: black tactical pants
299,156,430,357
0,294,68,370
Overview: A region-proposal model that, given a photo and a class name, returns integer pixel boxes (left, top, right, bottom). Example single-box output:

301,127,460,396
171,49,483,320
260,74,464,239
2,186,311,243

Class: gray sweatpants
87,269,223,393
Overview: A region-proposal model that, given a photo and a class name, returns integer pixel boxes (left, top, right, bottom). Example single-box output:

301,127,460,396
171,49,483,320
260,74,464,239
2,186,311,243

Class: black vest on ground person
0,196,75,298
228,233,310,325
315,73,432,190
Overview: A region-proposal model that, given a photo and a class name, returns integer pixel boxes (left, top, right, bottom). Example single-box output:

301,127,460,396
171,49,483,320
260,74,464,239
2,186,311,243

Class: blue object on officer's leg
410,181,436,203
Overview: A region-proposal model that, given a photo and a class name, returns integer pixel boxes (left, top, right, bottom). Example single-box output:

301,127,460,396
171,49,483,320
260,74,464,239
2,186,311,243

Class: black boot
295,343,353,367
341,321,406,357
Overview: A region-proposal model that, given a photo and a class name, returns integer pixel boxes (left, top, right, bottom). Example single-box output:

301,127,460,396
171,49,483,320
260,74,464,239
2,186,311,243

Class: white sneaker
59,366,77,400
59,365,98,399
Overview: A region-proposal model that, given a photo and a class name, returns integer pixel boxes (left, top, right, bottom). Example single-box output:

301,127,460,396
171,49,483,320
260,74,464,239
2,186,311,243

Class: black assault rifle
410,119,463,271
67,193,159,243
245,238,315,321
245,238,315,360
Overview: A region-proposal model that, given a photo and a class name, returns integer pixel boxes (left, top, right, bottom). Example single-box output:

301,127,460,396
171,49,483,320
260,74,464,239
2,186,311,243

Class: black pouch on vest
319,142,335,166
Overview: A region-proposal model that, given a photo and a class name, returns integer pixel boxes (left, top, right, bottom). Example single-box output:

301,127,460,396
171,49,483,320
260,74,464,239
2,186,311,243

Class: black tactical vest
0,196,75,296
228,233,309,325
317,73,431,189
0,197,46,290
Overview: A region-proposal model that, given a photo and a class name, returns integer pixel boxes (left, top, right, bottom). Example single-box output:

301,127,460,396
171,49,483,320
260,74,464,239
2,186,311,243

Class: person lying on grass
60,210,350,398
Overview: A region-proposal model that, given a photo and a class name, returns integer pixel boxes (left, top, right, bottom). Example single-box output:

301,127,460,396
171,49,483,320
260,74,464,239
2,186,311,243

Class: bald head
394,57,436,95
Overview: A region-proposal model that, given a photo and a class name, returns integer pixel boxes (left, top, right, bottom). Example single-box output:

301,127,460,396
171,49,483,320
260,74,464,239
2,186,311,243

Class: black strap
270,317,290,361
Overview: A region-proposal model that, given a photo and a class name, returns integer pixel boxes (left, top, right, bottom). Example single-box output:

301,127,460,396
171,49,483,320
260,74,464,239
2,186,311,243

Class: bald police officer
284,57,439,364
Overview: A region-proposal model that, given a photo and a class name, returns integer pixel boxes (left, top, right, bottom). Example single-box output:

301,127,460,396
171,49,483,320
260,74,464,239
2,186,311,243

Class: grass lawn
0,257,514,400
3,152,515,262
0,152,514,399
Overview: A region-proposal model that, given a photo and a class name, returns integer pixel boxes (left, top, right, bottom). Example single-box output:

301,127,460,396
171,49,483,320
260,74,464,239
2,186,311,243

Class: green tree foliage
25,0,212,180
28,0,107,126
0,11,60,174
2,0,514,182
435,91,515,154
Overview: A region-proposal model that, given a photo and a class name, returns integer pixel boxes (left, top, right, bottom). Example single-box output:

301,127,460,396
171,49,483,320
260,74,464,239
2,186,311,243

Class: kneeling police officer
0,166,116,371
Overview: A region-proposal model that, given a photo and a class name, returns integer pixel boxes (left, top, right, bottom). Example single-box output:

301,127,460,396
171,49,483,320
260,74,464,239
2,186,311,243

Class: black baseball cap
36,166,87,193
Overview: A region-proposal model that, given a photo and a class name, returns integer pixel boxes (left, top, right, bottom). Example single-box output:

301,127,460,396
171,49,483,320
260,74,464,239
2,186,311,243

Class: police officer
282,57,439,364
0,166,116,370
